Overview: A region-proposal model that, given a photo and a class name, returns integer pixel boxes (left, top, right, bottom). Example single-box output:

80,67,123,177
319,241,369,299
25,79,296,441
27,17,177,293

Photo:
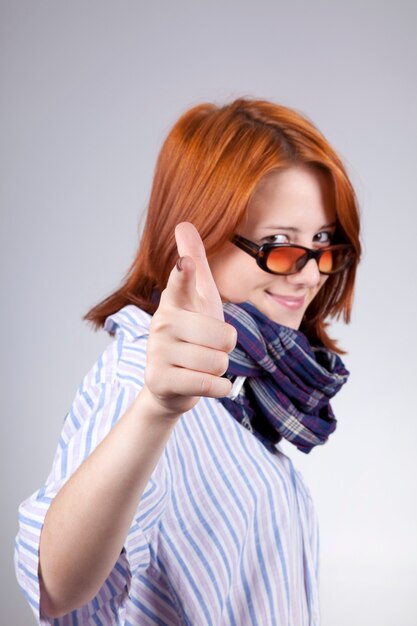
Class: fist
144,223,237,417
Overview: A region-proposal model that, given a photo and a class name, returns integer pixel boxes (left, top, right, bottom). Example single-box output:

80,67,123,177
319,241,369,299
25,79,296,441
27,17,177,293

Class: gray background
1,1,416,624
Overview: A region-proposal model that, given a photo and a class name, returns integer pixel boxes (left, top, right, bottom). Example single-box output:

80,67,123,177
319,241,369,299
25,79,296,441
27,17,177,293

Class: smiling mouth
266,291,306,310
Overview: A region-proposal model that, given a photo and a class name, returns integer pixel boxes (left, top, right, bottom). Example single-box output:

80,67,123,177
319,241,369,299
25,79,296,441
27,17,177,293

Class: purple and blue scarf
219,302,349,453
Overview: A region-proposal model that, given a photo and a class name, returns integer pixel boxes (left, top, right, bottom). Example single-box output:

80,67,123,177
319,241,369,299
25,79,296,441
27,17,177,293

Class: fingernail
176,257,184,271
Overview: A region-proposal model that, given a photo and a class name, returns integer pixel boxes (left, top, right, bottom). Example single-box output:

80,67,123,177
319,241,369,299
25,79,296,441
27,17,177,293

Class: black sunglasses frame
232,234,355,276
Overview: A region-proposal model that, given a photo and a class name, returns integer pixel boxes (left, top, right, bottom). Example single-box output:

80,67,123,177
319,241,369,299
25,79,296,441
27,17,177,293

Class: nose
286,258,321,287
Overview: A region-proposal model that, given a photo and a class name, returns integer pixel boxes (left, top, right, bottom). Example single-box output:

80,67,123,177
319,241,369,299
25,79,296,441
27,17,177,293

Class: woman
15,98,361,625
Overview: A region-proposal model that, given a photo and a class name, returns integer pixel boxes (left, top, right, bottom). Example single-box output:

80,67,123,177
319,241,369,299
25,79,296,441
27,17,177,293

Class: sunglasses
232,234,355,276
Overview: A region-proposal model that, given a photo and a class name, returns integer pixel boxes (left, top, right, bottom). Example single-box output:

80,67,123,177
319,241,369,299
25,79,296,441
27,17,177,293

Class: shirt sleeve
15,372,170,625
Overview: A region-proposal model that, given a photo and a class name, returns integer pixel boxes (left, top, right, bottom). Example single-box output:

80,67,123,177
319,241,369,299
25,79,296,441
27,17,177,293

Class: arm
39,224,236,617
39,387,177,617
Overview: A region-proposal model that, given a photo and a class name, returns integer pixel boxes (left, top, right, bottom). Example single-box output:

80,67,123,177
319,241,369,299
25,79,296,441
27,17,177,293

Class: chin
274,316,302,330
261,304,303,330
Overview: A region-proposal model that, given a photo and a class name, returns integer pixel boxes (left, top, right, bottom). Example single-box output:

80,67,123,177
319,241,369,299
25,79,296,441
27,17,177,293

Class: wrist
135,385,183,426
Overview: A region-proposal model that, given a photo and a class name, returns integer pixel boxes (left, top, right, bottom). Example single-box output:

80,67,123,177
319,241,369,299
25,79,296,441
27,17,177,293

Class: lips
266,291,306,310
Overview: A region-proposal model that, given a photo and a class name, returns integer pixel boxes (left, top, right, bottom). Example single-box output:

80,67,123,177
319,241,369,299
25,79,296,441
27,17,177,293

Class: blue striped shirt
15,305,320,625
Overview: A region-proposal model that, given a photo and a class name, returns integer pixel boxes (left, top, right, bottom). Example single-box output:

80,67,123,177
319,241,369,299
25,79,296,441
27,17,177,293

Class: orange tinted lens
266,247,307,274
318,249,333,273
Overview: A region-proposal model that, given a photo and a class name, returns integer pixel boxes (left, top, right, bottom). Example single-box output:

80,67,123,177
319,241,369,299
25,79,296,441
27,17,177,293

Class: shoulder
104,304,152,342
85,305,152,391
48,306,153,476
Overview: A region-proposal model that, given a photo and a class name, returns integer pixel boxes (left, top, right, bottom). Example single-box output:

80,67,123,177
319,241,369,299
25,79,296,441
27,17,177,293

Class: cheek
215,260,250,301
210,250,260,302
319,275,329,291
311,275,329,300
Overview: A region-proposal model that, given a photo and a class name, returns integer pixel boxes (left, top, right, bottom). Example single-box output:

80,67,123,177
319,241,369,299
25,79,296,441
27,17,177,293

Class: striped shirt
15,305,321,625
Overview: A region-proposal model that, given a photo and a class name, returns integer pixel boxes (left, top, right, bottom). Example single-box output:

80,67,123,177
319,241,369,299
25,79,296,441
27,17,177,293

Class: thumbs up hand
144,223,237,418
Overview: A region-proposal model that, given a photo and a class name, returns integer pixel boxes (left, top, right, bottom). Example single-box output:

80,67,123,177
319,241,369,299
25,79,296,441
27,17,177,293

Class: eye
313,231,333,245
263,233,289,244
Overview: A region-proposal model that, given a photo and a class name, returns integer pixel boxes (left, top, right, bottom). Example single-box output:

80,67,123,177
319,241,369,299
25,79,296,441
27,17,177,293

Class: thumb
163,254,200,312
174,222,224,320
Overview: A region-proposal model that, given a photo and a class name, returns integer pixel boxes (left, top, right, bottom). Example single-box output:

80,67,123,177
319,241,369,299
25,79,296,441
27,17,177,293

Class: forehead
244,166,336,232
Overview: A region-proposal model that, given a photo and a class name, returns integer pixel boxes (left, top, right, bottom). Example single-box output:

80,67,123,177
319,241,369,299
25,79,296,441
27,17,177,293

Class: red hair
85,98,361,352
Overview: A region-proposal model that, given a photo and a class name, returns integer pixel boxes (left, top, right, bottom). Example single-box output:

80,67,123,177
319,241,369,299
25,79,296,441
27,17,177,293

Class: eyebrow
260,222,337,232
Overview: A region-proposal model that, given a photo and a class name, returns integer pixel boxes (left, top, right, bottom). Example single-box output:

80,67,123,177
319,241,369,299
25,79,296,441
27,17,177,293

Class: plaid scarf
219,302,349,453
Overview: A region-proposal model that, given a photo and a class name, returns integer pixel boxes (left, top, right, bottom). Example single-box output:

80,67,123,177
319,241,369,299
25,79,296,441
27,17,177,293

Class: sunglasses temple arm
234,238,260,258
